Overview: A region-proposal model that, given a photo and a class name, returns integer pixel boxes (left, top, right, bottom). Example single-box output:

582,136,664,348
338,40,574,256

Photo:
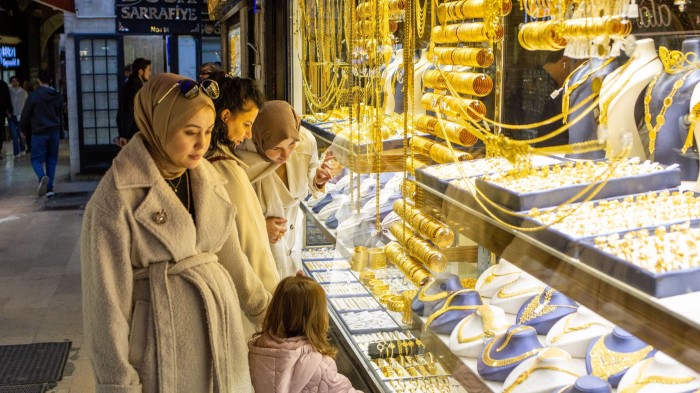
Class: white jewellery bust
616,351,700,393
489,275,546,314
448,304,509,357
475,258,523,298
545,306,615,358
502,347,580,393
601,38,663,159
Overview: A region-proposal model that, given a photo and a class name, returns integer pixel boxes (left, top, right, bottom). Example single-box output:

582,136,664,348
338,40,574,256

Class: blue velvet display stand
566,58,620,159
585,327,656,387
477,325,544,382
516,288,579,334
426,289,483,335
553,375,612,393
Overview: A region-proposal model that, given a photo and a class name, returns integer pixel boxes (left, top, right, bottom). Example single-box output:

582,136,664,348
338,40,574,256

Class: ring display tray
577,221,700,298
473,162,681,212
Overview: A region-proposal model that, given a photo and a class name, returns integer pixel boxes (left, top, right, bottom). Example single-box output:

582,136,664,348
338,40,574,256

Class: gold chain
548,314,611,344
504,365,579,393
618,358,696,393
480,269,520,287
562,58,615,124
424,288,479,327
644,68,697,155
166,174,183,193
599,56,658,126
457,306,509,343
589,337,654,380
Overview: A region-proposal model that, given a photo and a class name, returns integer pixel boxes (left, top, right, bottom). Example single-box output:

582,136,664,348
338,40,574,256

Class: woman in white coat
237,101,331,277
81,73,270,392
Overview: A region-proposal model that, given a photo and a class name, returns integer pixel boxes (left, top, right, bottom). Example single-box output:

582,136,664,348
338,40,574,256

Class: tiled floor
0,140,97,392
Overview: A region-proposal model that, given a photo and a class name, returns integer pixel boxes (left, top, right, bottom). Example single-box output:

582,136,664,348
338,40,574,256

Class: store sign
0,45,20,68
116,0,202,35
634,0,700,34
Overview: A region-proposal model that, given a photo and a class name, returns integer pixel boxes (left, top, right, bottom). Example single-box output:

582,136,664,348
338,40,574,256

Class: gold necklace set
481,326,541,367
618,358,697,393
588,337,654,380
517,288,577,324
479,268,519,287
644,67,697,155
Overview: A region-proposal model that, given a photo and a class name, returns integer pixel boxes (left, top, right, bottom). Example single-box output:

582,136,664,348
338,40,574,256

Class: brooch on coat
152,209,168,225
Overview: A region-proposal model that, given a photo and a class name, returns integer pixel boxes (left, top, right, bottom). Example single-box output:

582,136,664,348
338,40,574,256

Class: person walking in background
20,70,62,198
117,57,151,147
248,275,363,393
8,76,27,158
0,78,13,160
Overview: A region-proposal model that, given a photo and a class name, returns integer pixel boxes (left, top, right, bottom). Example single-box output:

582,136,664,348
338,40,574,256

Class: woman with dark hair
206,77,280,296
81,73,270,392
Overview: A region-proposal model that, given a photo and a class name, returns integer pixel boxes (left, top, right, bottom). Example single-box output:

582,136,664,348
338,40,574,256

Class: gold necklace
562,58,616,123
495,281,543,299
517,288,577,324
417,279,450,302
618,358,697,393
683,101,700,154
504,365,579,393
588,337,654,380
599,56,659,126
481,326,541,367
166,173,184,193
457,306,509,344
548,314,611,344
480,268,520,287
644,67,697,155
424,289,479,327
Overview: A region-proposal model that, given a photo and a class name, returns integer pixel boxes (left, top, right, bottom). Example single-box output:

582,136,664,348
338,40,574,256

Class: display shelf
414,179,700,373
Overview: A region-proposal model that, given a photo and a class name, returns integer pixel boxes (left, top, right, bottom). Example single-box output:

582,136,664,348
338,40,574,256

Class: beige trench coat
81,134,270,393
237,128,322,278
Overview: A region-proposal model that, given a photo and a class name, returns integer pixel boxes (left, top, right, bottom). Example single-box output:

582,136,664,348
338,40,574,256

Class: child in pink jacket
248,276,364,393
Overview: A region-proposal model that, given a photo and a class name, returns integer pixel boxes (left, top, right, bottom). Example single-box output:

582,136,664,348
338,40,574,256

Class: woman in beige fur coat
81,73,270,393
236,101,331,278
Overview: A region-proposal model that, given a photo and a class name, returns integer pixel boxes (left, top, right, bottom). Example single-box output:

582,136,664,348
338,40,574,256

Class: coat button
290,224,294,230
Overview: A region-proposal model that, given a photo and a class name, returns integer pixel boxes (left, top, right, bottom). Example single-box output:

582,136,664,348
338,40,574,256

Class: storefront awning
33,0,75,13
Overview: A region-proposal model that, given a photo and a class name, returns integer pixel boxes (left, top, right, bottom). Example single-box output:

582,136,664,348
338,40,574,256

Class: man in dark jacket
117,57,151,146
20,70,63,198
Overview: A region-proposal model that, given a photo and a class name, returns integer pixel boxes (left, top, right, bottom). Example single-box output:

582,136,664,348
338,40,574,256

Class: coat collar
113,134,234,258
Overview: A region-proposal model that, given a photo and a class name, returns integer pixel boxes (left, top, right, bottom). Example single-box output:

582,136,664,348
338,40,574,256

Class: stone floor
0,140,97,392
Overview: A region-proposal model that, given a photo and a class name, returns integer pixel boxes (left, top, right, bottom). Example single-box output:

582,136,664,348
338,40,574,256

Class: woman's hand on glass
314,153,334,188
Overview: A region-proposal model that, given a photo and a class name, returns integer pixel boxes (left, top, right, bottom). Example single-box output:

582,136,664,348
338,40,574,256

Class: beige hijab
134,73,216,178
251,100,300,161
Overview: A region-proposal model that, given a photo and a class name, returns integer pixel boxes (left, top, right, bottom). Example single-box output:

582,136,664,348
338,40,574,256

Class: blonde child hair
257,275,337,357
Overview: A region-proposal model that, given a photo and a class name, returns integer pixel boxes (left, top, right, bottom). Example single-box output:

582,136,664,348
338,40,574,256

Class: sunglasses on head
156,79,220,106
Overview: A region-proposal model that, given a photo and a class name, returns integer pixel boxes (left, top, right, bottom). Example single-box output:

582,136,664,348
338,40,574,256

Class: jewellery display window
294,0,700,392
